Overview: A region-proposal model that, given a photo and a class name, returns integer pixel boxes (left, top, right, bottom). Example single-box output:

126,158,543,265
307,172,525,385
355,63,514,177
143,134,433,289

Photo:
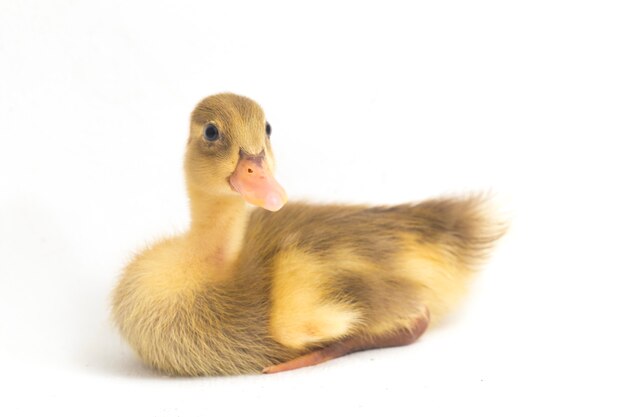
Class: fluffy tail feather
398,194,508,324
414,193,508,270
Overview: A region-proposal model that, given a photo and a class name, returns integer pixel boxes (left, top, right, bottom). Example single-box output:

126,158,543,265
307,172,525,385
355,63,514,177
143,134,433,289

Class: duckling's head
185,93,287,211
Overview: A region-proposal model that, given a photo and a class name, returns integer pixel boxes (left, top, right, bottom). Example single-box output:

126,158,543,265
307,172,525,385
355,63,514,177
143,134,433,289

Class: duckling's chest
112,237,286,375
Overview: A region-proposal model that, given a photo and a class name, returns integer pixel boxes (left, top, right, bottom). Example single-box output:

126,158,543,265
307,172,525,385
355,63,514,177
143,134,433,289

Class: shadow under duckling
111,93,506,376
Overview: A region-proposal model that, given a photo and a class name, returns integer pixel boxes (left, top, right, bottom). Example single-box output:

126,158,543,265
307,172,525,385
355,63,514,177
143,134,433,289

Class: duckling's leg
263,307,430,374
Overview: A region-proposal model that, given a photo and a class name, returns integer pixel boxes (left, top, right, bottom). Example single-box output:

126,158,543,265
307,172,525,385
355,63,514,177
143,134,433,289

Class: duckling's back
246,194,506,350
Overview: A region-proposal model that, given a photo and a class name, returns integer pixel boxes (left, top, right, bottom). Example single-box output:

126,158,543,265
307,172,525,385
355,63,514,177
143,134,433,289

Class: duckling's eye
204,124,219,142
265,122,272,137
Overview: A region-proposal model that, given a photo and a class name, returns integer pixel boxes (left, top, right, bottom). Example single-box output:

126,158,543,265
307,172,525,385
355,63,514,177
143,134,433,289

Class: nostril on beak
248,168,253,173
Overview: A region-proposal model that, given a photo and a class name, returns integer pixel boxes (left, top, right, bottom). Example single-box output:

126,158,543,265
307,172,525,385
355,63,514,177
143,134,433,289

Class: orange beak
229,153,288,211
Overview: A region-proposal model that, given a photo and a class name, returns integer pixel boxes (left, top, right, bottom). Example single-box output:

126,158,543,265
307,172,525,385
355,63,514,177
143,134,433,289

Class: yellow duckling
111,93,506,376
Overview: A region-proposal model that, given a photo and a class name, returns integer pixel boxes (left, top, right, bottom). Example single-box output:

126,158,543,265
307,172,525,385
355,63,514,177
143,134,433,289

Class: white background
1,1,625,416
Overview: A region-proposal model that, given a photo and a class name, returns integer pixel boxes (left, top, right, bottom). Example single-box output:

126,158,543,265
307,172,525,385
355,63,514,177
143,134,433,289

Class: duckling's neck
187,187,249,267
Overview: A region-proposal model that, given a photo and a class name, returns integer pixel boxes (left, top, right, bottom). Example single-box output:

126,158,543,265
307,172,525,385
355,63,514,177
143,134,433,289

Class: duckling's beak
229,152,288,211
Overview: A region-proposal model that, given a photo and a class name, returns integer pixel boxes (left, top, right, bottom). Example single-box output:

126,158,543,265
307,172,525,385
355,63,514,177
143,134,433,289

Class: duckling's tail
403,194,508,324
415,193,508,270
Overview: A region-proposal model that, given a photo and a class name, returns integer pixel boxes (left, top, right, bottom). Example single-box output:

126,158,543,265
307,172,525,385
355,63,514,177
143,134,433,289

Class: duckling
111,93,506,376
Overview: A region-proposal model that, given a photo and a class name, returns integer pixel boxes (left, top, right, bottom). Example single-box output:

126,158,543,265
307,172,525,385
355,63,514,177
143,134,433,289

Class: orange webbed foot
263,307,430,374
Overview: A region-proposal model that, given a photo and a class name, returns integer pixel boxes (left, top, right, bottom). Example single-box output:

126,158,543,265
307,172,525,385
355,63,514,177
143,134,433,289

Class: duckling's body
112,94,505,376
